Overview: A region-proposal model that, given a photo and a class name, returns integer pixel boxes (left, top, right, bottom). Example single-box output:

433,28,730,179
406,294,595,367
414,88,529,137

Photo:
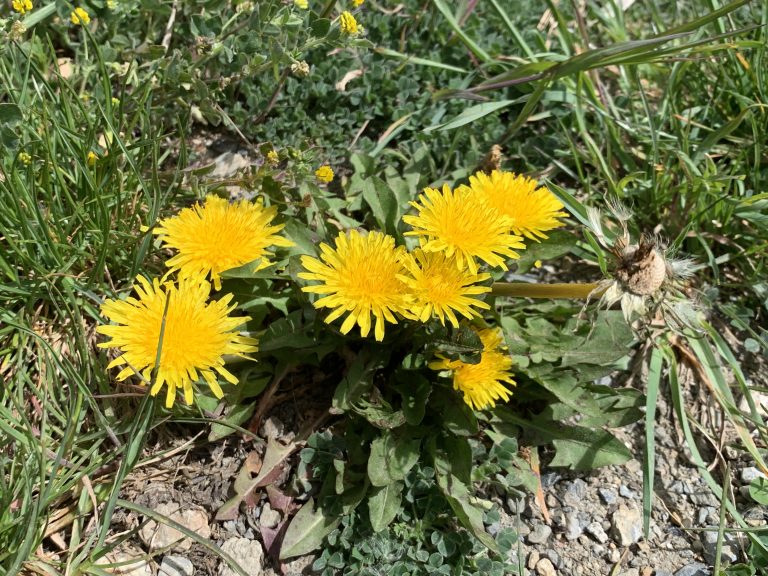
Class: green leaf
367,481,404,532
749,477,768,505
310,18,331,38
280,498,341,559
367,430,421,487
209,401,257,442
361,176,398,233
514,230,576,273
431,389,478,436
424,100,520,133
393,373,431,425
259,311,315,352
0,104,23,126
282,219,318,257
434,472,497,552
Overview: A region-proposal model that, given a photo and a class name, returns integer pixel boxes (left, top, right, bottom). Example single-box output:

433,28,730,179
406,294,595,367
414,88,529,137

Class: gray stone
527,523,552,545
565,512,583,541
619,485,637,499
258,503,280,530
543,550,560,567
140,503,211,552
585,521,609,544
259,416,284,441
656,571,674,576
611,505,643,546
689,492,718,507
541,472,561,488
218,538,265,576
160,555,194,576
599,488,618,505
562,479,587,505
697,506,715,525
740,467,767,484
675,563,710,576
699,529,738,564
535,558,557,576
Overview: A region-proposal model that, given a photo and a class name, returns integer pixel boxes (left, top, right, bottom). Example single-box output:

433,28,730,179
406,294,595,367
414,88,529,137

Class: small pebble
528,551,540,570
543,550,560,567
619,485,637,499
536,558,557,576
599,488,618,505
675,563,709,576
159,555,194,576
586,521,609,544
527,524,552,545
740,466,767,484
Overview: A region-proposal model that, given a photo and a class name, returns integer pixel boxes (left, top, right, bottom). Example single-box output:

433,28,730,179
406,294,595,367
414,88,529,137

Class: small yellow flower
399,249,491,327
111,97,120,107
97,276,257,408
266,150,279,166
339,11,359,35
468,170,567,241
12,0,33,14
315,165,334,183
71,7,91,25
87,151,98,167
294,0,308,8
403,184,525,275
429,328,515,411
153,195,294,291
107,0,116,8
18,152,32,166
299,230,411,341
352,0,364,6
534,260,542,268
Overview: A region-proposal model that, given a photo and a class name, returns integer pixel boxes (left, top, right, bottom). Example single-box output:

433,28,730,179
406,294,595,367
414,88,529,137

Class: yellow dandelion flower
12,0,33,14
299,230,411,341
153,195,294,291
266,150,279,166
352,0,364,6
18,152,32,166
97,276,258,408
71,7,90,25
294,0,308,8
315,165,334,183
399,249,491,327
429,328,515,411
87,151,98,166
403,184,525,274
468,170,567,241
339,11,359,35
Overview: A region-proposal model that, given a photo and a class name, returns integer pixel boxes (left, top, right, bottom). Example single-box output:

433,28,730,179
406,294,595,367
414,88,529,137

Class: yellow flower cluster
98,195,293,408
339,11,359,35
298,169,566,409
12,0,32,14
71,7,90,25
315,165,334,183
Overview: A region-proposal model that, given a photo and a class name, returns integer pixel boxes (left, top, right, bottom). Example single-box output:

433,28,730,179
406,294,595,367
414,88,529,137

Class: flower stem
491,281,602,299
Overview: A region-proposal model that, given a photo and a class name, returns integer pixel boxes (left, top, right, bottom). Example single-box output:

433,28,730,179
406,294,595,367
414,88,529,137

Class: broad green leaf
0,104,23,126
514,230,577,273
431,389,478,436
367,431,421,487
209,401,257,442
361,176,398,233
393,373,431,425
280,498,341,559
550,429,632,470
434,472,497,552
749,478,768,505
259,311,315,352
368,482,404,532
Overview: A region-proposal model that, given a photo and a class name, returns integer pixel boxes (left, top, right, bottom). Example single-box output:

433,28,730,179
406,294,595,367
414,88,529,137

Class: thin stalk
491,281,602,299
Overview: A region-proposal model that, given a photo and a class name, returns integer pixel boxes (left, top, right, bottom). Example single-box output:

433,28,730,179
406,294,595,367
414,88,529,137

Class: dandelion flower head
429,328,515,411
468,170,567,241
294,0,308,9
403,184,525,274
352,0,364,6
12,0,33,14
71,7,90,25
97,276,257,408
339,11,359,35
315,165,334,183
153,195,293,291
299,230,411,341
399,249,491,328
